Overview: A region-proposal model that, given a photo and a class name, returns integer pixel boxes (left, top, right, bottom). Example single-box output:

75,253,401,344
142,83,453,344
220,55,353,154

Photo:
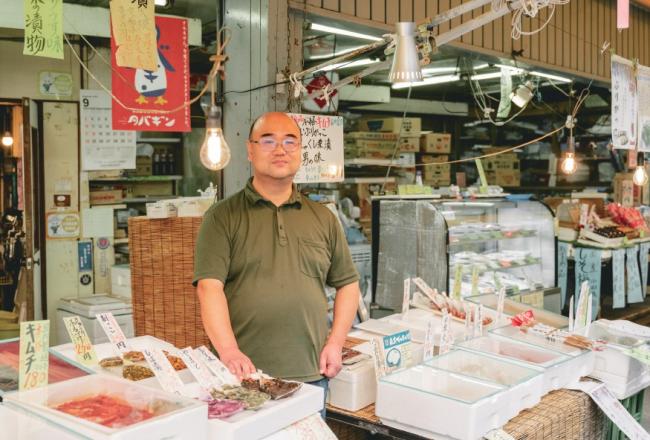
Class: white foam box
328,359,376,412
466,294,569,329
111,264,132,299
4,375,207,440
456,335,589,394
587,321,650,399
349,326,424,364
1,404,82,440
182,382,323,440
376,365,509,440
384,309,474,343
51,335,196,387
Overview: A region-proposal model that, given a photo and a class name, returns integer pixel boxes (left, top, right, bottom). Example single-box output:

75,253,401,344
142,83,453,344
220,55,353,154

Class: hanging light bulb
561,151,578,175
1,131,13,148
633,165,648,186
199,105,230,171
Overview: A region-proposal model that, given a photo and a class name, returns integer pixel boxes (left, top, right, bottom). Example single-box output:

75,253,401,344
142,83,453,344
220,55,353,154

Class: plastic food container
588,321,650,399
455,336,583,393
466,294,569,329
4,375,207,440
376,366,508,440
490,325,585,356
328,359,376,412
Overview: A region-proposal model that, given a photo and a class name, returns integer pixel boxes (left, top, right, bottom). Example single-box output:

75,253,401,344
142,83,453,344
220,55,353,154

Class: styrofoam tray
376,366,508,440
384,311,467,344
51,335,196,387
181,381,323,440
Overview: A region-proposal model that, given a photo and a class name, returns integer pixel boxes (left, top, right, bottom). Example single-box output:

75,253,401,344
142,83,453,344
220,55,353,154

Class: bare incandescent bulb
633,165,648,186
560,152,578,175
199,106,230,171
1,131,13,147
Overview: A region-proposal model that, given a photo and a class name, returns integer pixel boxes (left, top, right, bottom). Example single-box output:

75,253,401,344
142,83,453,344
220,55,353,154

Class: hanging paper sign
195,346,239,385
288,113,344,184
24,0,63,59
557,242,570,308
611,55,638,150
63,316,97,366
19,320,50,390
627,246,644,303
109,0,157,71
401,278,411,319
637,65,650,152
639,242,650,298
422,318,436,362
96,312,131,354
382,330,412,374
142,348,185,395
612,249,626,309
81,90,136,171
112,16,190,132
574,247,602,319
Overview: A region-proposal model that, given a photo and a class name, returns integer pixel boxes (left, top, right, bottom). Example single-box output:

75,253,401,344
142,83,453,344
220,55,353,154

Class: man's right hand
219,347,256,380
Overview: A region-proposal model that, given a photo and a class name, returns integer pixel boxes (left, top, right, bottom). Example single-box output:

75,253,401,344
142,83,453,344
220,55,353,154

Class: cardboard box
423,176,451,187
346,137,420,154
90,189,124,205
420,155,451,181
129,181,174,198
420,133,452,154
135,155,153,176
358,117,421,134
613,173,635,207
486,170,521,187
484,156,519,172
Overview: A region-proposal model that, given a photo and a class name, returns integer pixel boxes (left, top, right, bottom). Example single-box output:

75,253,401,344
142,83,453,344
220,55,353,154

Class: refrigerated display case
372,198,556,312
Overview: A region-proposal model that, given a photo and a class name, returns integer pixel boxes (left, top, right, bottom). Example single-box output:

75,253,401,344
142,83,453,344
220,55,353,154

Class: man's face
247,113,302,181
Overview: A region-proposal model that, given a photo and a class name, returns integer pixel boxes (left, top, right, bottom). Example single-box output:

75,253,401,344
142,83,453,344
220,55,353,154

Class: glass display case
372,198,556,312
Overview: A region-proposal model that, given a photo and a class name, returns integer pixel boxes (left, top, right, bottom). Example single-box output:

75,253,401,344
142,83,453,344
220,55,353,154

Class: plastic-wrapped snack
205,398,245,419
211,385,270,410
99,356,123,368
162,351,187,371
259,378,302,400
123,364,155,381
123,351,146,362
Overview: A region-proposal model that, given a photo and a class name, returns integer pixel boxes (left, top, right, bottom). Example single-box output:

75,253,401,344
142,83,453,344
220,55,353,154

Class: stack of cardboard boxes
419,133,452,187
483,148,520,187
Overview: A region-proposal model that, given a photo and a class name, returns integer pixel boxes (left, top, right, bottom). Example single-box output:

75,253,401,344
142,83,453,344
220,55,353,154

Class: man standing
194,112,360,393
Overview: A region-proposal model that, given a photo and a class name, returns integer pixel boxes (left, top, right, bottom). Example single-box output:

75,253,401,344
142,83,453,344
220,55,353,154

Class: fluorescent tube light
530,71,572,83
310,23,383,42
392,74,461,89
319,58,378,72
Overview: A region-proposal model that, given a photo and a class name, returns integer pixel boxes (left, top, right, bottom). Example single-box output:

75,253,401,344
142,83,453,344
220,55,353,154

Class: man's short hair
247,113,301,140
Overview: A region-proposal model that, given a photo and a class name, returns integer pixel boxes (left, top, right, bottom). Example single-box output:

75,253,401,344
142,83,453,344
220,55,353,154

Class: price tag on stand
471,265,480,297
472,304,480,338
463,303,472,341
63,316,97,366
401,279,411,319
179,347,223,391
453,265,463,300
494,273,503,291
497,288,506,325
19,320,50,391
142,348,185,396
96,312,131,354
195,346,239,385
382,331,412,373
370,338,386,380
423,318,436,362
477,305,484,336
412,277,436,302
438,311,452,355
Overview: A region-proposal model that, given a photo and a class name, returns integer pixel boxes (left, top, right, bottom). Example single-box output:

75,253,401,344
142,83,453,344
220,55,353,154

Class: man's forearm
197,279,239,354
328,282,361,346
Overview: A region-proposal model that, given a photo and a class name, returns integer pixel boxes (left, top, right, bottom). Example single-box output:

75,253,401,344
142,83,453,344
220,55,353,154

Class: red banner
111,16,190,132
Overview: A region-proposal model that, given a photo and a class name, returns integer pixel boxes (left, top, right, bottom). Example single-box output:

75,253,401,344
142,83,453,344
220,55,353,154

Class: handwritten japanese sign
63,316,97,366
288,113,344,183
612,249,626,309
195,346,239,385
626,246,644,304
179,347,223,391
611,56,638,150
142,348,185,395
109,0,157,71
96,312,131,354
24,0,63,59
639,242,650,299
112,16,190,132
557,242,569,308
574,247,602,319
19,320,50,390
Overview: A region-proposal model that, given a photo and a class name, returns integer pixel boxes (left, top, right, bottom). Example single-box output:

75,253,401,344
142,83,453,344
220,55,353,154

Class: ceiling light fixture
530,71,572,83
392,74,461,89
199,106,231,171
388,22,423,83
510,81,534,108
309,23,382,42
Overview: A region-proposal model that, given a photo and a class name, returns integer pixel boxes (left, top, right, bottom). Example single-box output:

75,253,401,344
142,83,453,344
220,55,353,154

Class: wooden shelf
90,195,176,206
343,177,396,184
90,175,183,182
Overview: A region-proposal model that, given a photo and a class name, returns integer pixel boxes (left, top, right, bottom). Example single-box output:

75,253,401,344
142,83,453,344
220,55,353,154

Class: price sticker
142,348,185,395
63,316,97,366
19,320,50,391
96,312,130,354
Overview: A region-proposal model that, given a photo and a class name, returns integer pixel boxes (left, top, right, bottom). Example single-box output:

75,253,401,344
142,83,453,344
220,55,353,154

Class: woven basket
129,216,210,348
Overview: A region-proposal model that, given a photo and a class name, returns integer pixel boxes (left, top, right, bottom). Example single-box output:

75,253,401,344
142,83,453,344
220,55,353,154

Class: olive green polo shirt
193,178,359,382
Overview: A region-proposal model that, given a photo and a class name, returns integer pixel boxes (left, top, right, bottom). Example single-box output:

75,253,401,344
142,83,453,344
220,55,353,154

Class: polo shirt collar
245,177,302,207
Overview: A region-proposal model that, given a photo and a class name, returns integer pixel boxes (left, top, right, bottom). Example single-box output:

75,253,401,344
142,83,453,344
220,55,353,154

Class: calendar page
81,89,137,171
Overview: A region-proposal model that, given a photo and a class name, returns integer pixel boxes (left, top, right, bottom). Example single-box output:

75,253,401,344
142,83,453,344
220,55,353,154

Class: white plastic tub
376,366,507,440
4,375,207,440
328,359,376,412
466,294,569,329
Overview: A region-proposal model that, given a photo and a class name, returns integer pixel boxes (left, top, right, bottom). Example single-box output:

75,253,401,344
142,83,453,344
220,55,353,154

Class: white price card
477,305,485,336
370,338,386,380
142,348,185,396
464,303,472,341
568,380,650,440
412,277,435,300
438,310,452,356
95,312,130,354
195,346,240,385
63,316,97,366
423,318,436,362
496,288,506,325
179,347,223,391
401,278,411,319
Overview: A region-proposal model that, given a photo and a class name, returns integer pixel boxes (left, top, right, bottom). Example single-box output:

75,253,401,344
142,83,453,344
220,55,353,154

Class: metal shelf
137,138,182,143
448,230,538,246
89,175,183,182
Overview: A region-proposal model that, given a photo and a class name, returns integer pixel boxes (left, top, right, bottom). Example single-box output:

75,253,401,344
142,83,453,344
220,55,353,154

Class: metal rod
430,0,494,26
305,60,391,101
295,39,388,80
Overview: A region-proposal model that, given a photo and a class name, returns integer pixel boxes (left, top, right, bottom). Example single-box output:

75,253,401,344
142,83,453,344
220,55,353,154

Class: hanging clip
600,41,611,56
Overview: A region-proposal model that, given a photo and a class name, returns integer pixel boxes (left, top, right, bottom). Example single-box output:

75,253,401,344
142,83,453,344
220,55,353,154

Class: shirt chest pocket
299,238,331,280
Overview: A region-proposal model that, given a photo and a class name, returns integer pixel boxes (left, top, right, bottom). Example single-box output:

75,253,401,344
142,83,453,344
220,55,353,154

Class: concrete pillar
222,0,303,197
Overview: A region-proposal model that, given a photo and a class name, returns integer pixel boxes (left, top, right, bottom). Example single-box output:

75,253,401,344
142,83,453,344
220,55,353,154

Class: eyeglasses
250,136,300,152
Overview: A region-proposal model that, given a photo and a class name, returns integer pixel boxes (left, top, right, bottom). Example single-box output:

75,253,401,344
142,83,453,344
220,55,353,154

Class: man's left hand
319,341,343,378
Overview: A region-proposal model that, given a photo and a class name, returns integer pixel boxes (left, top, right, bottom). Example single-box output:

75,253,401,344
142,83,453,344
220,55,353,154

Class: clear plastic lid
456,336,569,368
588,321,646,348
5,374,203,435
425,349,541,387
489,325,584,356
380,365,504,404
465,294,569,329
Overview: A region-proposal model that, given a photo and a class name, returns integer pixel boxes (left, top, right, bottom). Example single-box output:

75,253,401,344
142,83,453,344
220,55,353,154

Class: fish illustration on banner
111,16,190,132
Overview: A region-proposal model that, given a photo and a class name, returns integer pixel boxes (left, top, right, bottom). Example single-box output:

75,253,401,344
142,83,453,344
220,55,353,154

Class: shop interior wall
290,0,650,82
